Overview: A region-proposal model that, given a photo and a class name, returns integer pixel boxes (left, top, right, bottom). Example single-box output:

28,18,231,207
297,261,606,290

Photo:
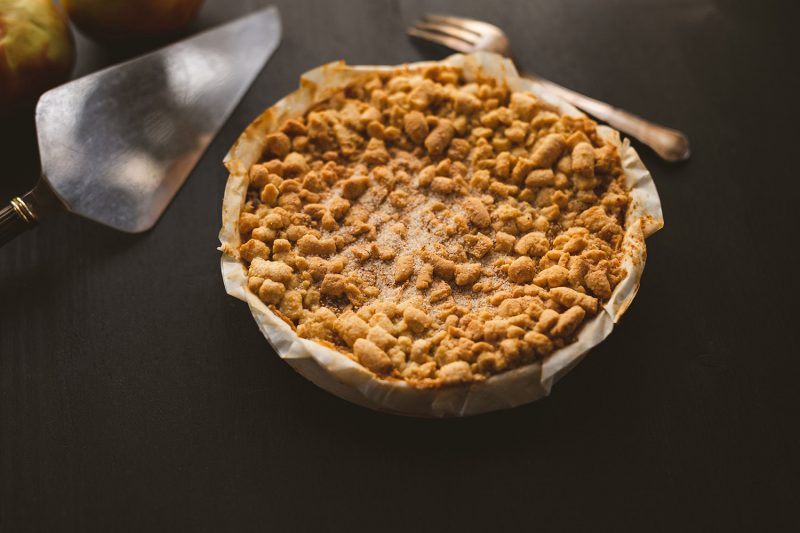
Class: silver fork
408,14,690,162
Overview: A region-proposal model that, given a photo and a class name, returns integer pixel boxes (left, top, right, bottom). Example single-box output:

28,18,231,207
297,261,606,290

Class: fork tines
407,14,507,55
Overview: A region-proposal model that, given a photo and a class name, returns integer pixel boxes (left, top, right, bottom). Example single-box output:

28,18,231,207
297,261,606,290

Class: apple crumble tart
234,63,632,388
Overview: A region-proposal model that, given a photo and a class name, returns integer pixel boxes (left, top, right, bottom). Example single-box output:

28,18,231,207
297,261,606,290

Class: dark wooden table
2,0,798,530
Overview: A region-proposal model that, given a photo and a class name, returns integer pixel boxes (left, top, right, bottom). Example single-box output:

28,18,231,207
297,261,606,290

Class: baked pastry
220,53,662,415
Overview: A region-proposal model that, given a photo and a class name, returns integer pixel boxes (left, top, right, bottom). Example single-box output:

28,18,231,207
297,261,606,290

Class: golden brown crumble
236,64,631,388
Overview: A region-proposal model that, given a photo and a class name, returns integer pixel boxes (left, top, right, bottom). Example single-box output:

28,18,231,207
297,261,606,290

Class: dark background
2,0,799,531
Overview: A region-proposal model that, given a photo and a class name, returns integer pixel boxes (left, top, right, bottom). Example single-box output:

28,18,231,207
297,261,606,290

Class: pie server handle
0,180,62,247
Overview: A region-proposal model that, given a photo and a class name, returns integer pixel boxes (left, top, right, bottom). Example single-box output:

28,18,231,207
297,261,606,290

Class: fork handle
524,73,690,162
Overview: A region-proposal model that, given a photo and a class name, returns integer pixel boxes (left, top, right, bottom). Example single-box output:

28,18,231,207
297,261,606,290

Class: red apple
0,0,75,114
62,0,204,42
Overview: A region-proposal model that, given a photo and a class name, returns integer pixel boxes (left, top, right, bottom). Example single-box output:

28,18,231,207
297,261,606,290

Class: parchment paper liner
219,52,664,417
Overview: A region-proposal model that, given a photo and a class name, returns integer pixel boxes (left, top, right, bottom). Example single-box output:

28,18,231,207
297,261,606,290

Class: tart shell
219,52,663,417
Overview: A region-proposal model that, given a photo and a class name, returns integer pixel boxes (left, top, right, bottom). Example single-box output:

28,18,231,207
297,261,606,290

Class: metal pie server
0,6,282,247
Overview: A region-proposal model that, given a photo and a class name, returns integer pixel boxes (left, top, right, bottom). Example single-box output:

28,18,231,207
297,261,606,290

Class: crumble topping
236,64,630,388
